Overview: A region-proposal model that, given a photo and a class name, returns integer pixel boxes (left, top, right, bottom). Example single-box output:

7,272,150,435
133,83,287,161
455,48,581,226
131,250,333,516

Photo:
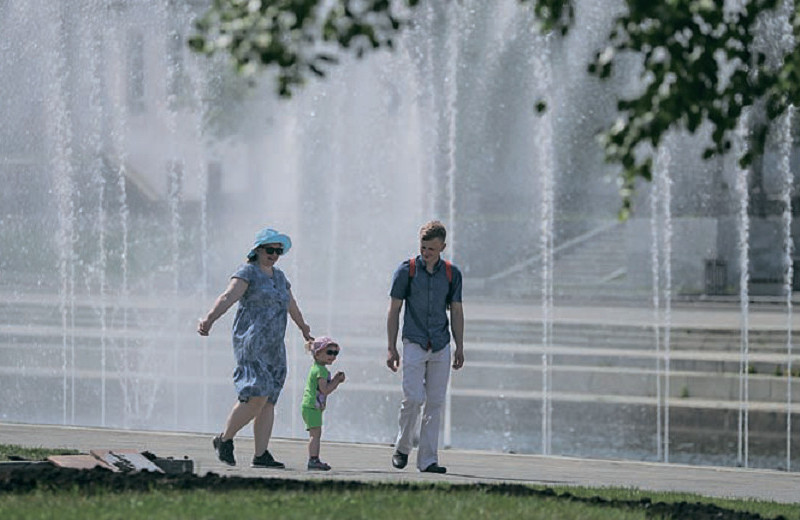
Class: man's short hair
419,220,446,242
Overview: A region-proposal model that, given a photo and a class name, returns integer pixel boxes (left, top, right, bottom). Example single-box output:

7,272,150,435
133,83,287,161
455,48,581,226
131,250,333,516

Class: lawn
1,444,798,519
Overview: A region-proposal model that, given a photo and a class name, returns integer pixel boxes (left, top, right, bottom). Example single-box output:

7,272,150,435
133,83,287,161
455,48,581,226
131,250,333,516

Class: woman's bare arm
197,278,248,335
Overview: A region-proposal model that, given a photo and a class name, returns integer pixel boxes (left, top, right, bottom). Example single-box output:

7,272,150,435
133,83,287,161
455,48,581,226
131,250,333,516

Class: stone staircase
474,222,633,301
2,293,799,467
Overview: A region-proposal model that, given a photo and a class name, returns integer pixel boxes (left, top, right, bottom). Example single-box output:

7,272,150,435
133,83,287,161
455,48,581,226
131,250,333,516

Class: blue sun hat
247,228,292,260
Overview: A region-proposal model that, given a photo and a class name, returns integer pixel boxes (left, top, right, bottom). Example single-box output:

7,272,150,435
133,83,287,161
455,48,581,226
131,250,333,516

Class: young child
302,336,346,470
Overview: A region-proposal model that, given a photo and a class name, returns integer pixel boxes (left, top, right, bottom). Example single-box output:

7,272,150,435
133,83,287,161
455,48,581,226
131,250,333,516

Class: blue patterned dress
230,263,291,403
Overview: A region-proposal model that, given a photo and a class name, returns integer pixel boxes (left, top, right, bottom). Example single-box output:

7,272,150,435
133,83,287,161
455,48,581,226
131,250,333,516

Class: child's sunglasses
260,246,284,255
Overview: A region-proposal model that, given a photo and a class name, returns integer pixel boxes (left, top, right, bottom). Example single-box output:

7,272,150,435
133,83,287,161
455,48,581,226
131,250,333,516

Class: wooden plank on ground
47,454,117,471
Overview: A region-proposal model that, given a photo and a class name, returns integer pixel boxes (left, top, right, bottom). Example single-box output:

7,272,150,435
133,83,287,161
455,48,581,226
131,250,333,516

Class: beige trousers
395,339,451,470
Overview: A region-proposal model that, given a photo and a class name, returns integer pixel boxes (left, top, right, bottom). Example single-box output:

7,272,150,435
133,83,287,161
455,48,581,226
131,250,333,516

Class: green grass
0,488,651,520
2,445,799,519
3,485,800,520
0,444,79,461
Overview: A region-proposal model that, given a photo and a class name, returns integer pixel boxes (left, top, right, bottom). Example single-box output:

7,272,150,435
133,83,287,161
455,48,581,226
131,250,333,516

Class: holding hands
299,323,313,342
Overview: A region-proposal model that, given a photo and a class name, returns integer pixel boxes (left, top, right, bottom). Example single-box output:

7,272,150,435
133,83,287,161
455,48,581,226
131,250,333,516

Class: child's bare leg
308,426,322,459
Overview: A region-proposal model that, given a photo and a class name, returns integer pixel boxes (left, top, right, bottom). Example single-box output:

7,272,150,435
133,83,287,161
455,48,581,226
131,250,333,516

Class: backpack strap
405,257,415,299
407,257,453,300
443,260,453,306
410,257,451,280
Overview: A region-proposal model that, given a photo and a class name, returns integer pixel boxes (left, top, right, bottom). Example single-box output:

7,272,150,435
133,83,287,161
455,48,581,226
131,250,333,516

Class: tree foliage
189,0,800,216
587,0,800,218
189,0,420,97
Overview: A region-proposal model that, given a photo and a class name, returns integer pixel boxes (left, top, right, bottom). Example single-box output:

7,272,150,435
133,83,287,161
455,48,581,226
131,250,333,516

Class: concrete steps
2,294,799,454
482,224,631,298
3,296,797,409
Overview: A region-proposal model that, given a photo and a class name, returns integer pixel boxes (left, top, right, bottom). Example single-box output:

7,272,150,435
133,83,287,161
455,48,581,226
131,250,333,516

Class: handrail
485,220,622,282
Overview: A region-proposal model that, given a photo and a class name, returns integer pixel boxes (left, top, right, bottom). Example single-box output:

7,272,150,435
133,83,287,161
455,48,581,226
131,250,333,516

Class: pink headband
311,336,338,354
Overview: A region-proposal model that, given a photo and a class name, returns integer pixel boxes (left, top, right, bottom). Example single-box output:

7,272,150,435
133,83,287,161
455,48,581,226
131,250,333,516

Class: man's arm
386,297,403,372
450,301,464,370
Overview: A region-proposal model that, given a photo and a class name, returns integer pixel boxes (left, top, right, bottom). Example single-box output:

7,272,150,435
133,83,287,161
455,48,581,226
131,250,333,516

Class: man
386,220,464,473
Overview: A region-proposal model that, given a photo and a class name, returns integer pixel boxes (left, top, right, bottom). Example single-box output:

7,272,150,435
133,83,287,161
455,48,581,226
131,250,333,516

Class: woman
198,227,313,468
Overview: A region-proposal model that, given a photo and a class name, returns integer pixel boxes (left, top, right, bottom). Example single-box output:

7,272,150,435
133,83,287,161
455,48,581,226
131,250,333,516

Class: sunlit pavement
2,422,800,504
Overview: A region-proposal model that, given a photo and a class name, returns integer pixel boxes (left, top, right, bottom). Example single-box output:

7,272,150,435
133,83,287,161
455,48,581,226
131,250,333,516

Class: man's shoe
421,463,447,474
307,458,331,471
212,435,235,466
251,449,285,468
391,451,408,469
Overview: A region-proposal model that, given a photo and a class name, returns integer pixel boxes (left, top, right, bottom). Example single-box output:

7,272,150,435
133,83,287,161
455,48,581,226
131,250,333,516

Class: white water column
107,8,132,429
162,0,183,429
650,165,662,460
532,33,555,456
778,107,795,471
442,1,463,449
735,113,752,468
778,0,797,474
325,86,344,336
84,0,108,426
652,141,673,462
188,3,212,429
651,143,671,462
43,1,77,426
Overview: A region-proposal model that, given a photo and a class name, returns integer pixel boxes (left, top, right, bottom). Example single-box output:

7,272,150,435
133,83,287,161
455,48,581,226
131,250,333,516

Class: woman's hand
334,371,346,383
299,323,313,341
198,279,247,337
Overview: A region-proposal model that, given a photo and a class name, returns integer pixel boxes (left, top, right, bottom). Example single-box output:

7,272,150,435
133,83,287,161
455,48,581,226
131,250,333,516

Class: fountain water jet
652,140,674,462
777,0,797,472
779,107,795,470
735,113,752,468
42,1,78,427
441,0,463,450
532,33,555,456
84,6,108,426
2,0,800,472
659,142,673,463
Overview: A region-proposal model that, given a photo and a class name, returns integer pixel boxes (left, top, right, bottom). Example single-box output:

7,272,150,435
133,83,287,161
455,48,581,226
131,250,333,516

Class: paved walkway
2,422,800,504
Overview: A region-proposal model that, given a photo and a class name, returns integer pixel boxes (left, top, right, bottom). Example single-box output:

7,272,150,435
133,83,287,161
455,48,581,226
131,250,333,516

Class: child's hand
334,371,346,383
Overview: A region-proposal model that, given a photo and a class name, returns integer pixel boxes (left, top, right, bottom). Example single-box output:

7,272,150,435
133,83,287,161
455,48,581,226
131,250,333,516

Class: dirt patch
0,466,785,519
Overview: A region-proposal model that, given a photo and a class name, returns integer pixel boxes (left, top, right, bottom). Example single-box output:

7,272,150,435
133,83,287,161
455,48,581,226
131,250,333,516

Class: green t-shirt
302,362,330,410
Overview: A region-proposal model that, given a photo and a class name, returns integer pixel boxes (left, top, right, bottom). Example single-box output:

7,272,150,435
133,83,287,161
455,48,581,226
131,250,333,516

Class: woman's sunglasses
326,350,339,356
260,246,284,255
